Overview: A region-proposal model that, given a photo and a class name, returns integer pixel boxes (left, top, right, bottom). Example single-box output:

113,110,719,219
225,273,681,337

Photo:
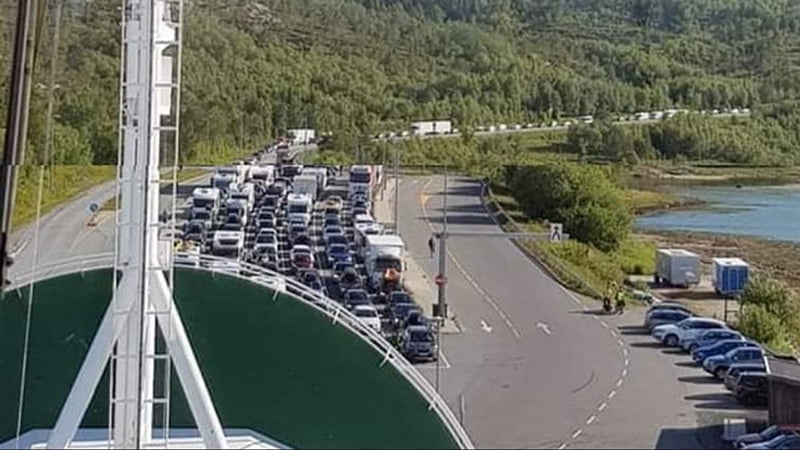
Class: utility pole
437,164,448,319
393,143,399,234
434,165,448,393
0,0,37,290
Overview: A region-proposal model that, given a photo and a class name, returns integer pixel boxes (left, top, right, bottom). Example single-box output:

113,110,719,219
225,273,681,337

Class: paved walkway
374,176,461,334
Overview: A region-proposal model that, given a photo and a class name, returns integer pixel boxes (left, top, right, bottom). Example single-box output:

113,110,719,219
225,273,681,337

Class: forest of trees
1,0,799,165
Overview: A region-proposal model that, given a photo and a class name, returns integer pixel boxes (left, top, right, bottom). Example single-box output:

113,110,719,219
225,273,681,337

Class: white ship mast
45,1,227,448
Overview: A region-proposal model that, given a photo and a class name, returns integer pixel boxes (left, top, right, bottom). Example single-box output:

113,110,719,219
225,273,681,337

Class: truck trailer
410,120,453,136
364,234,406,290
293,174,319,202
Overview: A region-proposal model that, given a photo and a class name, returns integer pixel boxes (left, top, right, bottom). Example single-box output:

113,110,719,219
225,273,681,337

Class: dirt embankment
638,231,800,292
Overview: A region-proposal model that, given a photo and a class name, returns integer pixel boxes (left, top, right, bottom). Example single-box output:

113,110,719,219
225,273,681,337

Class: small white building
410,120,452,136
288,129,316,145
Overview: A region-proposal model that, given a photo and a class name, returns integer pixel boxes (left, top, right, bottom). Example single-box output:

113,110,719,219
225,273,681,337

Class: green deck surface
0,269,458,449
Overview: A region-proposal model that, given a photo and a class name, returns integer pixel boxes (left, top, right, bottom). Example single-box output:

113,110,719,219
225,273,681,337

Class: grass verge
485,182,656,299
12,165,116,230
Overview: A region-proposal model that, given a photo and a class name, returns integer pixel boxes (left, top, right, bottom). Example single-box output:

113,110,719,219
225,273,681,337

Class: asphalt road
376,112,749,142
395,175,757,449
7,144,316,282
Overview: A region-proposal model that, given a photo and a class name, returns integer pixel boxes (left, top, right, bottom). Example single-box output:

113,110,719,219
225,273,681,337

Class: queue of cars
644,303,769,408
179,156,437,364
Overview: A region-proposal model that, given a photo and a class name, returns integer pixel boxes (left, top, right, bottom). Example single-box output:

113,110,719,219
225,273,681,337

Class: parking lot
170,150,439,364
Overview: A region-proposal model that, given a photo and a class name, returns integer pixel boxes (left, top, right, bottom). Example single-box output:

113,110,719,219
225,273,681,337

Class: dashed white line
624,358,630,367
597,402,607,412
585,415,596,425
558,443,567,450
617,339,625,347
622,368,628,377
615,379,623,388
600,321,609,329
623,348,629,356
571,429,583,440
607,390,616,399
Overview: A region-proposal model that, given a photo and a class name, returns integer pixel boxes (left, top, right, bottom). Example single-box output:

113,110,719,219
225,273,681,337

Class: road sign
549,223,563,243
435,274,447,286
88,202,99,214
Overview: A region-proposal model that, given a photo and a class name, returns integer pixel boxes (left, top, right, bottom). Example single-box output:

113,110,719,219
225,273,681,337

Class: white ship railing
6,252,474,449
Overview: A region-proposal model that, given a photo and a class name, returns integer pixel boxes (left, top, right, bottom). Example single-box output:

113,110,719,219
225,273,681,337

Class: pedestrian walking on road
428,236,436,258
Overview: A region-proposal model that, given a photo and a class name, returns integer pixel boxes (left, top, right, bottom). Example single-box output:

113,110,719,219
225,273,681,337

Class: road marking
558,443,567,450
418,180,522,339
600,321,609,329
623,348,629,357
571,429,583,439
607,390,616,399
536,322,552,335
622,368,628,377
480,320,493,333
571,297,580,304
624,358,629,367
617,339,624,347
597,402,607,412
615,379,623,388
585,415,596,425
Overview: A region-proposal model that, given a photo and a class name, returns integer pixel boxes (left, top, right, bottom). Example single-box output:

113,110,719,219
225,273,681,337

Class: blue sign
88,202,99,214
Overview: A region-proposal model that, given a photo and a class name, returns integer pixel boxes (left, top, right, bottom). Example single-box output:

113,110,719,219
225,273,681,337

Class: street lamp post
393,143,399,234
434,164,448,393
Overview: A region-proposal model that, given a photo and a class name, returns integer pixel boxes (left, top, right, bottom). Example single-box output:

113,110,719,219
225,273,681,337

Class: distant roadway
374,111,750,142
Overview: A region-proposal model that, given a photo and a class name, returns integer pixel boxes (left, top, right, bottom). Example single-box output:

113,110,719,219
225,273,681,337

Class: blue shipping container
713,258,749,296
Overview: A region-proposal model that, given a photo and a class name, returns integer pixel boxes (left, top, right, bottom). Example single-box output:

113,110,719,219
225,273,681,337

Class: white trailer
293,174,319,202
349,165,373,198
288,129,316,145
250,165,275,183
410,120,453,136
287,193,313,226
655,249,700,287
302,167,328,194
364,234,406,290
191,187,220,212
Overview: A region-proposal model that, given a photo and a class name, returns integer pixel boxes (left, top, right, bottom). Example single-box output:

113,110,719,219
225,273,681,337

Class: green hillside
1,0,799,165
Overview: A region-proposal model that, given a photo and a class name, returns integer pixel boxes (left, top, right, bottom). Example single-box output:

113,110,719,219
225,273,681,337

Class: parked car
326,243,353,266
326,234,349,247
399,325,437,363
646,302,692,318
292,234,313,248
704,347,765,379
402,310,432,331
253,230,278,255
332,260,356,275
307,279,328,298
645,309,692,331
726,363,767,391
337,268,362,292
353,304,382,332
693,340,760,365
324,216,341,228
388,291,414,306
652,317,727,347
682,328,743,352
391,303,422,329
732,372,769,406
735,426,800,449
343,289,371,310
742,433,800,449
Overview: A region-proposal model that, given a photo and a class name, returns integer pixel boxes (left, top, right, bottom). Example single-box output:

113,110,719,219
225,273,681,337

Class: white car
353,305,381,333
652,317,727,347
